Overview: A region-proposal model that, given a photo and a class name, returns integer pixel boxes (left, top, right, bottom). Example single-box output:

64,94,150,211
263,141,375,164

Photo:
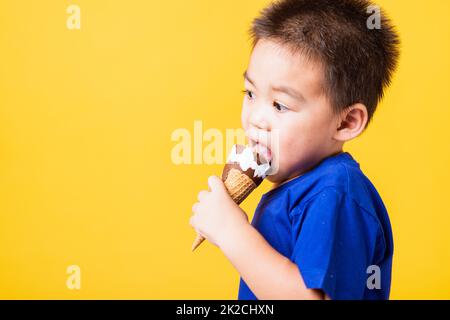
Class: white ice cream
227,145,271,179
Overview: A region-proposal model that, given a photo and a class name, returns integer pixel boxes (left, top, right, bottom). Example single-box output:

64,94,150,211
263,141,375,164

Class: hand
190,176,249,247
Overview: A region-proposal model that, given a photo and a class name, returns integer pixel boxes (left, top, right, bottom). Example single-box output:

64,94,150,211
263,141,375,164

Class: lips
252,142,272,163
246,129,273,162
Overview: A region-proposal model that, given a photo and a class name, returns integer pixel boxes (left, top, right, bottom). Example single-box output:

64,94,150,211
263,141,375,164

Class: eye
242,89,255,100
273,101,289,113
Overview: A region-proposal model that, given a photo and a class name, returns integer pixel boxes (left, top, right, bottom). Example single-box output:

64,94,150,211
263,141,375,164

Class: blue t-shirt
238,152,393,300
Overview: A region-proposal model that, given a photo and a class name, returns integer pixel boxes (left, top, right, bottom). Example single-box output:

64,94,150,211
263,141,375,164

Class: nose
248,103,270,131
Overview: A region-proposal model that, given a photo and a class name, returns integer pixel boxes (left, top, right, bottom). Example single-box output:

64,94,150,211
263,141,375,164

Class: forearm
218,222,324,300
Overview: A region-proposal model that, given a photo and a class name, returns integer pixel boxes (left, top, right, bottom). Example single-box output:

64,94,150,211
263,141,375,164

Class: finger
189,217,204,237
197,190,208,202
189,215,195,227
208,175,226,193
196,229,205,238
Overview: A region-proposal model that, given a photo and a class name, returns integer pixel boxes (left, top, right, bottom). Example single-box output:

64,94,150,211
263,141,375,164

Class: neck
270,148,345,190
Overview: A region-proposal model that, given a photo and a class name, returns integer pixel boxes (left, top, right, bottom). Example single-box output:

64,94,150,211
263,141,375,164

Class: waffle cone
191,168,257,251
224,168,257,204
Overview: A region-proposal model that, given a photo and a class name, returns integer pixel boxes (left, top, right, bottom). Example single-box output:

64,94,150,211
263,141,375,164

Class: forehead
246,39,324,97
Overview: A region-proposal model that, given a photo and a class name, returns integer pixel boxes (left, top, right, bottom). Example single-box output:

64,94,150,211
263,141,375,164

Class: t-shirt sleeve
290,186,380,300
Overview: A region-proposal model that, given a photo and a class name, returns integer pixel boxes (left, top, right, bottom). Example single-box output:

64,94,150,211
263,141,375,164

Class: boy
190,0,399,300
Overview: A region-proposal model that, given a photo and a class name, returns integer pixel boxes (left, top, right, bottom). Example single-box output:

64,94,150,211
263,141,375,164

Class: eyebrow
243,70,306,102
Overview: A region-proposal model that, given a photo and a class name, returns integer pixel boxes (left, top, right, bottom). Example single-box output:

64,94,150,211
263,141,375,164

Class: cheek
241,101,250,130
276,115,316,162
277,108,335,158
278,117,308,149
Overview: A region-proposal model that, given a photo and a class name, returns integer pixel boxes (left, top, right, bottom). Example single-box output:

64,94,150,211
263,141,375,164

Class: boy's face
242,39,342,183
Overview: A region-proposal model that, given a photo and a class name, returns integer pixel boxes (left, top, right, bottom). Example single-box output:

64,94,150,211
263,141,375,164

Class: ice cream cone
191,144,270,251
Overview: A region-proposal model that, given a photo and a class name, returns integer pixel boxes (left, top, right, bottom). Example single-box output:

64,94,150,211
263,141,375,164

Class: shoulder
289,159,382,228
266,152,385,222
288,156,353,206
291,184,383,249
300,153,381,214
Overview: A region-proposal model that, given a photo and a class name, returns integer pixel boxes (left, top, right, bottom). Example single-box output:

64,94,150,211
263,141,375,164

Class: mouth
249,139,272,163
245,127,275,164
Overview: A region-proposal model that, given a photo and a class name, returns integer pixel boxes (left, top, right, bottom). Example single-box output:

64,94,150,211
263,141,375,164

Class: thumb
208,175,227,194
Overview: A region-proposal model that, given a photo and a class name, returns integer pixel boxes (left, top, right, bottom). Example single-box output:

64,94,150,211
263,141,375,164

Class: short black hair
250,0,400,125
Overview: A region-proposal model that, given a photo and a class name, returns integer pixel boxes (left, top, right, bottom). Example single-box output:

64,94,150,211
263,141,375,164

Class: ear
333,103,369,142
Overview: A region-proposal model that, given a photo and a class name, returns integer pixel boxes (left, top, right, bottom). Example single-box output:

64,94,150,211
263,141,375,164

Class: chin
266,164,309,186
266,175,279,183
266,171,289,184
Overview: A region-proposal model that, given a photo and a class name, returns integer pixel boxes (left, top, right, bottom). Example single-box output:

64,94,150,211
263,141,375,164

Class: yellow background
0,0,449,299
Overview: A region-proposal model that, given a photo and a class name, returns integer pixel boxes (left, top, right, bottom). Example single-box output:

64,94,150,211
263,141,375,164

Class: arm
190,176,325,300
219,220,324,300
